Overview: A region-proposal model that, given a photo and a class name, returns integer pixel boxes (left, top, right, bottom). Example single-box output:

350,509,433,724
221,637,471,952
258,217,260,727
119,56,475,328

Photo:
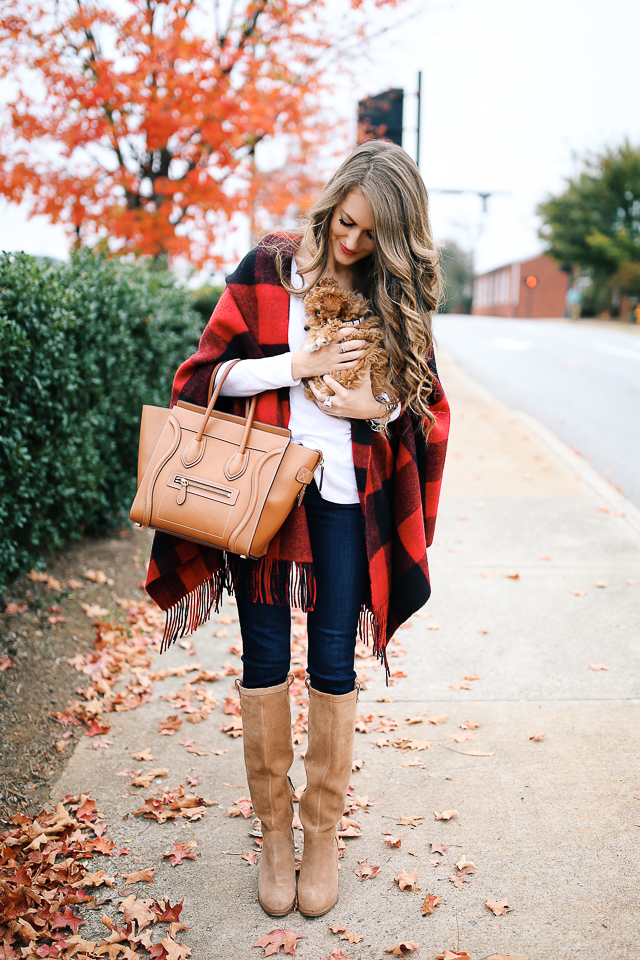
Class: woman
145,140,450,918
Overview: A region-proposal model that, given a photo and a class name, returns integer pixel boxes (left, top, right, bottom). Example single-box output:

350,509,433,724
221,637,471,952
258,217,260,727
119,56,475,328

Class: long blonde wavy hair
271,140,442,435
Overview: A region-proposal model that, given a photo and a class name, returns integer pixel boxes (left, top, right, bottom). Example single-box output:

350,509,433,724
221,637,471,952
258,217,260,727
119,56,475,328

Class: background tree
439,239,474,314
537,141,640,314
0,0,402,267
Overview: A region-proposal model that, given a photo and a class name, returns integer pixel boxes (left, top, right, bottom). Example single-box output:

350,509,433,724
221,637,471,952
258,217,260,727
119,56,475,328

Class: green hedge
0,249,203,592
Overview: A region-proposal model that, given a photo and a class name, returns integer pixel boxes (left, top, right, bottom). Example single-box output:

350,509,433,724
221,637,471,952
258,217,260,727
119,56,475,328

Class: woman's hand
308,367,385,420
291,327,367,380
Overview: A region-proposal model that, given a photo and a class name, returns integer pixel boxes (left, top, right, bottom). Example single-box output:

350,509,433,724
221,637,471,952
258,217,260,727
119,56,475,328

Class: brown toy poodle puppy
301,278,389,404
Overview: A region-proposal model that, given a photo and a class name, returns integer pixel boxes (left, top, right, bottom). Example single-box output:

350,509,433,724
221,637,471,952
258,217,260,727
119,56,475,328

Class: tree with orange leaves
0,0,404,267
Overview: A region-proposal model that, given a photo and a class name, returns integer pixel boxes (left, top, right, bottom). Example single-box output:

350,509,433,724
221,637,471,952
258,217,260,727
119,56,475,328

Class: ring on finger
340,343,346,354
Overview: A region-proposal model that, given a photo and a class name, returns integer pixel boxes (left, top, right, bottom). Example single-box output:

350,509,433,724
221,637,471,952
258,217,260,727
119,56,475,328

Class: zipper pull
176,478,188,505
317,463,324,492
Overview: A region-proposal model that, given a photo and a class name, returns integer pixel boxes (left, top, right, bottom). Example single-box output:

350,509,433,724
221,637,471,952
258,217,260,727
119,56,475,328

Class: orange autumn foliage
0,0,402,266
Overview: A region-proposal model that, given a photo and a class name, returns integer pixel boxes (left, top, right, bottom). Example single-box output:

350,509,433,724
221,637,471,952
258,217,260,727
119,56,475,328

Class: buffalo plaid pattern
145,234,450,666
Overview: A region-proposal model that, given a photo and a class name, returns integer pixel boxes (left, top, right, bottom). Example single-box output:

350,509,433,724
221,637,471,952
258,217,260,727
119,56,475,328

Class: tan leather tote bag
130,361,323,559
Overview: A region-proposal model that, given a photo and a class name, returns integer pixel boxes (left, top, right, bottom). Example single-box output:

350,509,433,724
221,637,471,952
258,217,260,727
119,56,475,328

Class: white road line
592,340,640,362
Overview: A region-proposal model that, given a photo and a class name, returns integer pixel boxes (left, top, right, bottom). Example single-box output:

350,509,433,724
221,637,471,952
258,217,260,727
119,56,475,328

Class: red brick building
472,254,569,318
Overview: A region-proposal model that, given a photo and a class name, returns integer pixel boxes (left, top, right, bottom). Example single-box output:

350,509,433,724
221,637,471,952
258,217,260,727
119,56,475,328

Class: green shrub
0,249,202,592
192,283,225,323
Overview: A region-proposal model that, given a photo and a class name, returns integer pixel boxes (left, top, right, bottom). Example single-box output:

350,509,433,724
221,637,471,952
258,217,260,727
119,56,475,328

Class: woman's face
328,188,375,268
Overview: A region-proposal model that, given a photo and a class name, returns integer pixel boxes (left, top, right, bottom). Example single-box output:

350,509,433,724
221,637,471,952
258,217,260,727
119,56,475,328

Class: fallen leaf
123,867,155,885
354,860,381,881
92,737,114,749
4,602,28,615
398,816,423,827
329,925,363,944
486,956,526,960
221,716,243,737
0,655,14,671
226,797,254,819
394,869,418,890
596,581,607,588
85,720,111,737
80,602,109,618
428,714,448,724
571,588,587,596
436,953,474,960
450,731,475,743
459,720,481,730
28,568,49,581
118,894,157,930
48,614,67,624
163,840,198,866
486,897,510,916
383,835,401,848
84,568,114,586
67,577,83,589
385,942,421,956
450,680,471,691
529,733,546,742
505,572,520,580
464,673,481,681
588,663,608,671
252,928,306,955
430,842,447,855
337,816,363,837
131,768,169,789
401,759,425,768
434,809,458,821
132,749,154,761
158,716,183,735
421,893,441,914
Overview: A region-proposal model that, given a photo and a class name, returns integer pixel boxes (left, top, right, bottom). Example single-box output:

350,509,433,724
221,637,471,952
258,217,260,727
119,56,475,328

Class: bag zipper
174,474,232,505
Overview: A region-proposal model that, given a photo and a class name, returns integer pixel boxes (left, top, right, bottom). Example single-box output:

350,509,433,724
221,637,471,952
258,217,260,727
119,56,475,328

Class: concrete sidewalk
52,351,640,960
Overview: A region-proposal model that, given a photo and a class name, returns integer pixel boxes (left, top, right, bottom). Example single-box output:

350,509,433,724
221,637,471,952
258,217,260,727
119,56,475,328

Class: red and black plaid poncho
145,233,450,668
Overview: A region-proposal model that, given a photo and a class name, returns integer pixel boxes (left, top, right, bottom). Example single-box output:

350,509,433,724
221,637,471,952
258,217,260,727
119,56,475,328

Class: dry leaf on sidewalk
163,840,198,866
394,869,418,890
158,716,182,735
354,860,381,881
588,663,608,671
398,815,424,826
385,942,421,956
252,928,305,956
434,809,458,820
329,925,363,944
226,797,254,819
486,897,511,916
421,893,441,914
123,867,154,885
383,834,402,847
529,733,546,742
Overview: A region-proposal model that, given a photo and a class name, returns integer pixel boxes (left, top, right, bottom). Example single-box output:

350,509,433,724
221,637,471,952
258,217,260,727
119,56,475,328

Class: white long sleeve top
215,257,399,504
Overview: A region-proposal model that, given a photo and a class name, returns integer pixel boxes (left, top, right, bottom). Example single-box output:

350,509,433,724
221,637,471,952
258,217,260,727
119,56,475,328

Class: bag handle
209,360,254,418
182,359,257,477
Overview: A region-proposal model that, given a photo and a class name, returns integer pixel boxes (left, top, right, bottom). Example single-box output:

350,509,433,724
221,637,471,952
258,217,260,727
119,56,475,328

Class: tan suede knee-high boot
297,682,359,917
237,677,296,916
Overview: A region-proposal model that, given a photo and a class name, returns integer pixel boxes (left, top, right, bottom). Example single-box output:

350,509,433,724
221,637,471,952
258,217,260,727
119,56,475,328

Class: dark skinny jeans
236,482,369,695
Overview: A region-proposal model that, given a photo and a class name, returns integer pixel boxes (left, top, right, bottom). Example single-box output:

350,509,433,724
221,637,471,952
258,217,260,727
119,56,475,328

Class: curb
514,410,640,538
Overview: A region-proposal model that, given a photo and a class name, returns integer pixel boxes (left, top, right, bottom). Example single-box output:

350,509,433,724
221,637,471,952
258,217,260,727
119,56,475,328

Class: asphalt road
432,315,640,508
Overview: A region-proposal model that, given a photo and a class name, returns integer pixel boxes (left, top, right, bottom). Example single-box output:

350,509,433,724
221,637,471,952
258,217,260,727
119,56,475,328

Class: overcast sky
1,0,638,275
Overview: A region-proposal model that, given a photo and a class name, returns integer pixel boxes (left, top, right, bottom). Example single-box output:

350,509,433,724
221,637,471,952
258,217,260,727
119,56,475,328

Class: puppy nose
303,325,310,331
